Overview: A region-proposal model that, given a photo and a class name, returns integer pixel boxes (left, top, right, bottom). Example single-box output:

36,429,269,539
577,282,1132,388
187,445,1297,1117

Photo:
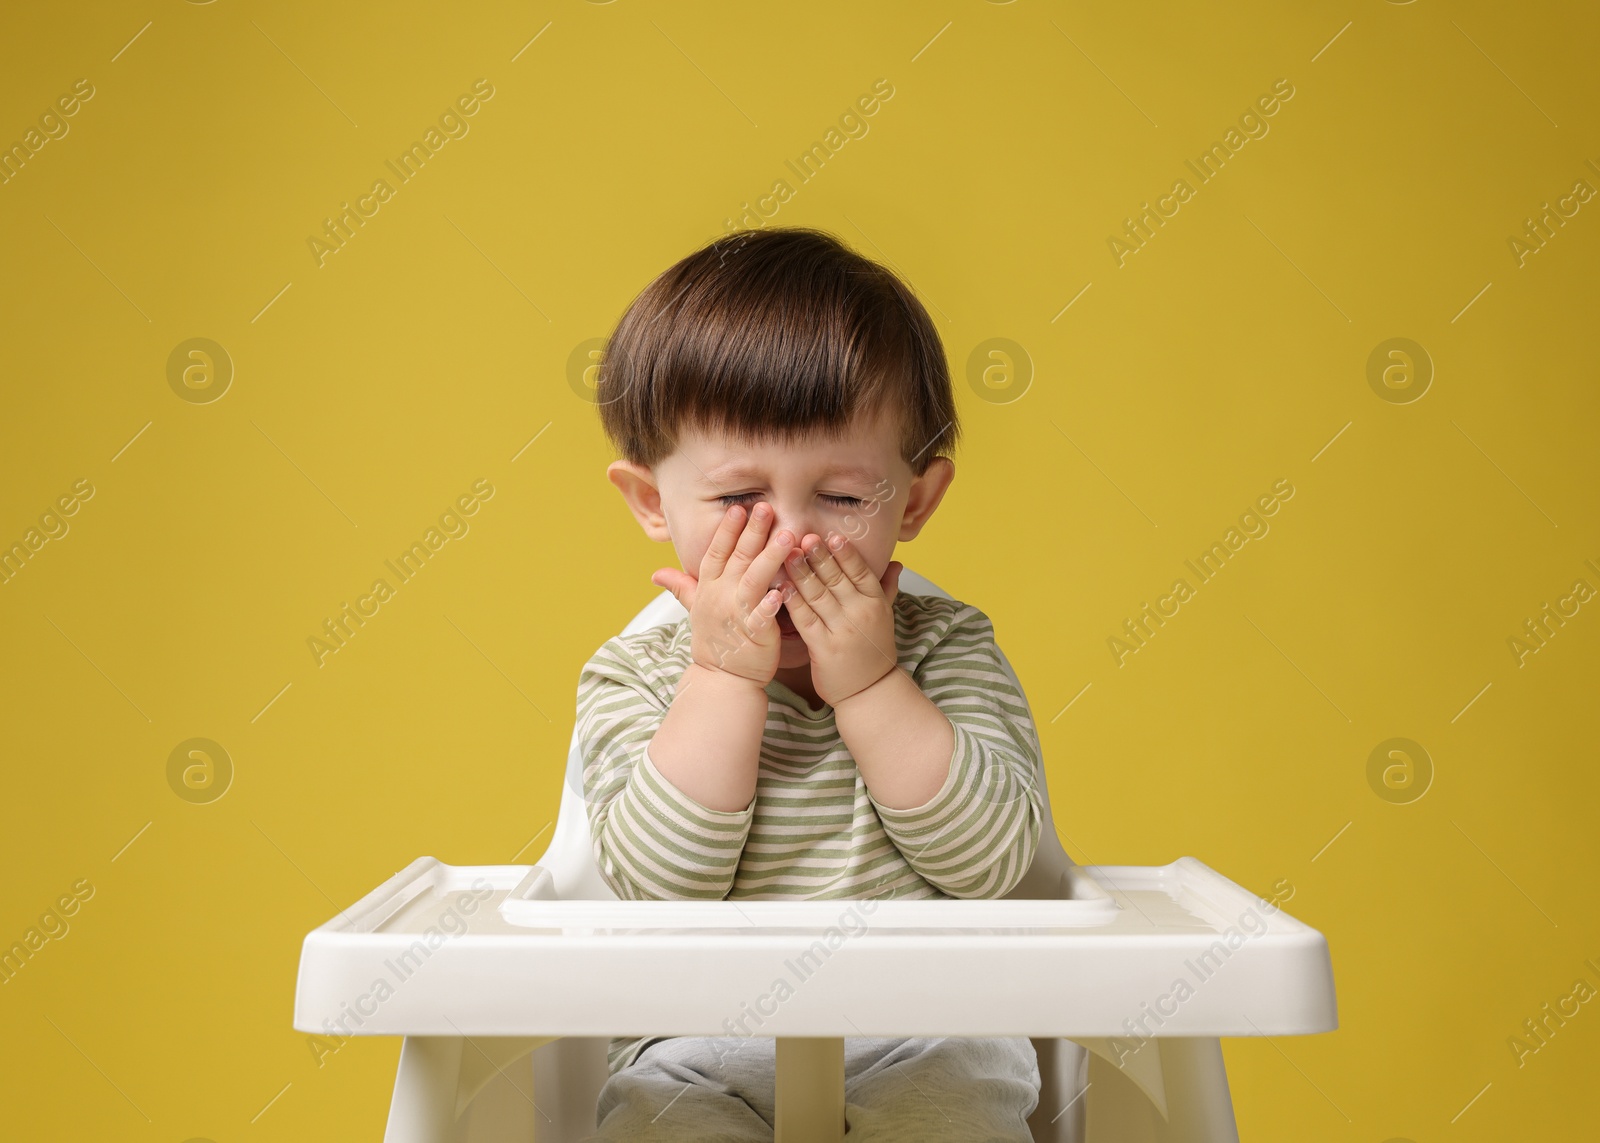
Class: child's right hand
651,503,796,687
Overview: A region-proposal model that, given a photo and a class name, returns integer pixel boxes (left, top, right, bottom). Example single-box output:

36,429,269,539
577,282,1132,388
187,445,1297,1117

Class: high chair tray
496,863,1119,930
293,856,1336,1040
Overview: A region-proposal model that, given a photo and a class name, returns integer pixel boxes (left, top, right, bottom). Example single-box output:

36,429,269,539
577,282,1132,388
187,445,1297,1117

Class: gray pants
584,1035,1039,1142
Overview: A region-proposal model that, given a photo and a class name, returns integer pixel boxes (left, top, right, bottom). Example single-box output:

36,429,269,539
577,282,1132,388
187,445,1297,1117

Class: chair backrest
530,567,1074,900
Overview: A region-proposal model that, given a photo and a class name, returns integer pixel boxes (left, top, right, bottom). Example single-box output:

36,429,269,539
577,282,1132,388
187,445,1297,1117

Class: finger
800,532,850,597
650,567,698,612
698,504,749,582
779,573,823,635
742,586,785,638
740,519,796,605
822,531,882,596
784,536,842,629
880,560,903,603
724,501,778,579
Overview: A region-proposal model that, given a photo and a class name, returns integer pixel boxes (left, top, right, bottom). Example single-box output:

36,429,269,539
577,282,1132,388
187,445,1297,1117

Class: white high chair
292,568,1337,1142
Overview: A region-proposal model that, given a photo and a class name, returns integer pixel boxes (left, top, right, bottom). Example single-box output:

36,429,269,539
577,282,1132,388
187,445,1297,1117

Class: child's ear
898,456,955,542
607,460,672,542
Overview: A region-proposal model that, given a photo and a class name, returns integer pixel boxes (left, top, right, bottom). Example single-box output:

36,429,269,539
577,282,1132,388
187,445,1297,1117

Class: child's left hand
781,531,903,706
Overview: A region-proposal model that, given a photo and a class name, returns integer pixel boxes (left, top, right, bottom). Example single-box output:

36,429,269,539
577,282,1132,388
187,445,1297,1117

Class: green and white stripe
574,592,1044,1075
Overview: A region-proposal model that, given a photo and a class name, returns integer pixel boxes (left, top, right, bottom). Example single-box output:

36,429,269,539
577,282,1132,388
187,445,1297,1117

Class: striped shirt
575,592,1044,1075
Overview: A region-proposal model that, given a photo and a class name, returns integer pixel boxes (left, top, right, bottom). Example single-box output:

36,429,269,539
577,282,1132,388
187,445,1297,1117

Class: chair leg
453,1036,558,1120
1081,1037,1239,1142
774,1036,844,1143
1028,1037,1089,1142
385,1035,464,1143
1156,1038,1239,1143
531,1036,613,1143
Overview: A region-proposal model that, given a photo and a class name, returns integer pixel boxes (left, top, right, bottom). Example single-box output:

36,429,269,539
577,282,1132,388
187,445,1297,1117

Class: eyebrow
698,462,883,487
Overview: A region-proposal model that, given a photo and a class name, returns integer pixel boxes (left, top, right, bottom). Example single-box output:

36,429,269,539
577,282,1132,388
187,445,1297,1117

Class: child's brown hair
596,227,959,476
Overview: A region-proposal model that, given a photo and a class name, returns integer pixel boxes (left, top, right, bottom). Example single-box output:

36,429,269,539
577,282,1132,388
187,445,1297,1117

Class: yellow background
2,1,1596,1139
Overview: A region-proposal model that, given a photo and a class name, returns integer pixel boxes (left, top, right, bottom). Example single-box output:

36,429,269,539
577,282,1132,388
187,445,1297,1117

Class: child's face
609,404,955,668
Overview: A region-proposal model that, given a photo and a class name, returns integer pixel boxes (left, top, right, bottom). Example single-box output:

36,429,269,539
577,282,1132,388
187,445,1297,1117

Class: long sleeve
575,638,755,900
865,603,1044,898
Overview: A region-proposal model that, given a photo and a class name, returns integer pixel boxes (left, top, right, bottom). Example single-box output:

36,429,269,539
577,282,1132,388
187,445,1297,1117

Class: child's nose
759,506,811,546
763,509,819,587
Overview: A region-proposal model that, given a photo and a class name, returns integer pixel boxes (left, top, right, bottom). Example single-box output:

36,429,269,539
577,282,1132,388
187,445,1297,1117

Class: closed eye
717,493,864,508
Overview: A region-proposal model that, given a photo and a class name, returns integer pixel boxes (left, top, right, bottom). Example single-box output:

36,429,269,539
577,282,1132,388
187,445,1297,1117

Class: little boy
574,227,1045,1141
